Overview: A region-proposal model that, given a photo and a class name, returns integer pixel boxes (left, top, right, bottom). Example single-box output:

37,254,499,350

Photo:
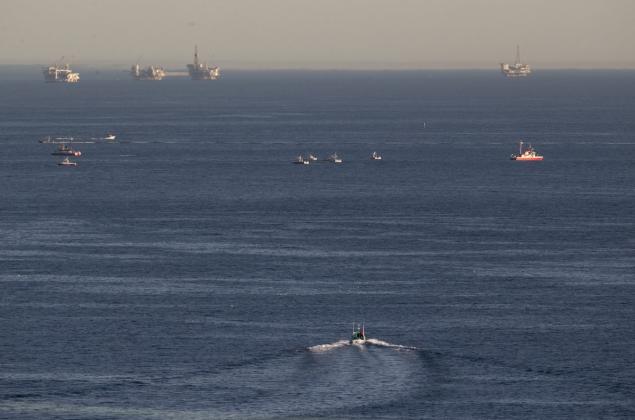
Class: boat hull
512,156,543,161
52,151,81,157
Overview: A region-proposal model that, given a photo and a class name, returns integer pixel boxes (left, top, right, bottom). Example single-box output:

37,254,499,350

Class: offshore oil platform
186,45,220,80
130,64,166,80
500,45,531,78
43,58,80,83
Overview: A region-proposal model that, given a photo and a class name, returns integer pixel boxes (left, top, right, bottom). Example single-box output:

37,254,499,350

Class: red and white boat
51,143,81,157
511,141,543,161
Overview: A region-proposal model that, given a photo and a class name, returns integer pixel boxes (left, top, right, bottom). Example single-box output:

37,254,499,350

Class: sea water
0,70,634,418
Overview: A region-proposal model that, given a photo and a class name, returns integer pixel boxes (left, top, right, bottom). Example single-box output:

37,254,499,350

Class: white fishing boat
328,153,342,164
293,155,310,165
370,151,382,160
104,134,116,141
510,140,543,161
57,157,78,166
308,154,318,161
350,323,367,345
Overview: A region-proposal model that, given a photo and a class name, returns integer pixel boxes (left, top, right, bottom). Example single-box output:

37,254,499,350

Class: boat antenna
519,140,523,155
194,45,199,67
516,45,521,65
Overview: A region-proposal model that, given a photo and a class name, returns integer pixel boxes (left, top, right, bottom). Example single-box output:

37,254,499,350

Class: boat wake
365,338,419,350
5,340,431,419
308,338,418,352
307,340,350,352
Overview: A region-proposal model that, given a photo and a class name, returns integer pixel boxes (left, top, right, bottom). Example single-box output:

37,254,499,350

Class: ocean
0,70,634,419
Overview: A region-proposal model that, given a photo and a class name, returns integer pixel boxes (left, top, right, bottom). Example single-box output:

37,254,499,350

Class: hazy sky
1,0,633,69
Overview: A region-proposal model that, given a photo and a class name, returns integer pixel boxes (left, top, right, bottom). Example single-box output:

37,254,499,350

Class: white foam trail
307,340,349,352
308,338,418,352
365,338,418,350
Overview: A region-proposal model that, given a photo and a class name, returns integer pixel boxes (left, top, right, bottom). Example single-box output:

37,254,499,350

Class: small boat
308,154,318,161
104,134,116,141
328,153,343,164
57,157,78,166
293,155,310,165
51,144,81,157
350,323,367,344
511,140,543,161
370,151,382,160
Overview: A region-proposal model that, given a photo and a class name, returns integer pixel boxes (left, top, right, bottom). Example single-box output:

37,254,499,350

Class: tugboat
293,155,310,165
350,323,367,344
51,144,81,157
510,140,543,161
57,157,78,166
327,153,343,164
370,151,382,160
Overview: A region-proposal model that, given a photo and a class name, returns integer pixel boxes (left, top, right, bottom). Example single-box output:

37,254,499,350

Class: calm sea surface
0,71,634,419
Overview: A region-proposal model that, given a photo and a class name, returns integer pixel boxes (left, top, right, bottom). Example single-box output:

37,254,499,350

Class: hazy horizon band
1,0,633,69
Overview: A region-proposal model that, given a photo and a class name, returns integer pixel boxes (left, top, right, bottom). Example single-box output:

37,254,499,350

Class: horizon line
2,64,635,72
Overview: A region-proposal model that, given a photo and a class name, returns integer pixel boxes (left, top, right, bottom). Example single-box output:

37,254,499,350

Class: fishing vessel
43,61,80,83
293,155,310,165
308,154,318,161
51,144,81,157
187,45,220,80
511,141,543,161
370,151,382,160
350,323,366,344
327,153,342,164
103,134,117,141
57,157,78,166
500,45,531,78
130,64,165,81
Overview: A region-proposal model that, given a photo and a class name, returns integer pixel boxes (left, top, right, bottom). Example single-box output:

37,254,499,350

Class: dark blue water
1,71,634,419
